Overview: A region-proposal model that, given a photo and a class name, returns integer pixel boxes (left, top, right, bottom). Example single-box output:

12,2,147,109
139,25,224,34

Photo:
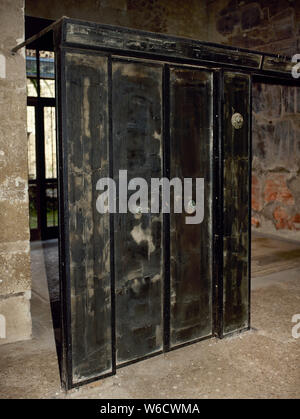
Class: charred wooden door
112,60,164,365
169,68,214,347
20,19,295,389
60,52,112,385
221,72,251,336
57,49,250,389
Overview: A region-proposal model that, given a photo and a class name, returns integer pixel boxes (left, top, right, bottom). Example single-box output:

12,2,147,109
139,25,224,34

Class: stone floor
0,232,299,399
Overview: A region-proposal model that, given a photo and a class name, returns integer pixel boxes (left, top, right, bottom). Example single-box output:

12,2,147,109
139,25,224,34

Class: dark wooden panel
64,20,262,71
169,68,213,347
222,72,250,335
263,56,294,74
65,52,112,383
112,60,163,364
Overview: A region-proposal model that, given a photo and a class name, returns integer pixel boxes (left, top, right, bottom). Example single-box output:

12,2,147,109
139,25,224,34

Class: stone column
0,0,32,344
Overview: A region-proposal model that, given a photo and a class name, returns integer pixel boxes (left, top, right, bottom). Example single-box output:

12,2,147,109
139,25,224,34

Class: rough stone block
0,200,30,243
252,173,263,212
273,206,288,229
0,292,31,345
272,206,296,230
251,216,260,228
263,0,293,18
252,114,300,172
282,87,296,114
291,214,300,230
0,246,31,296
252,119,274,163
252,83,282,118
217,12,240,35
287,176,300,208
101,0,127,11
241,4,262,31
264,174,295,206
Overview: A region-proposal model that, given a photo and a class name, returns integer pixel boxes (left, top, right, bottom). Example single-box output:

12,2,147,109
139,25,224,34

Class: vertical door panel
169,68,213,347
64,52,112,384
112,60,164,364
222,72,251,335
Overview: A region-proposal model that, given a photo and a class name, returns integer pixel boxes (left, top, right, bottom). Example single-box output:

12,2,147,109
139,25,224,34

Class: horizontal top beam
12,17,298,79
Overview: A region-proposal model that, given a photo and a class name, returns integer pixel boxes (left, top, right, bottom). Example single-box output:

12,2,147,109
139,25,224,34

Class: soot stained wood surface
65,52,112,383
64,20,264,72
112,60,163,364
48,17,300,390
169,68,213,346
222,72,250,335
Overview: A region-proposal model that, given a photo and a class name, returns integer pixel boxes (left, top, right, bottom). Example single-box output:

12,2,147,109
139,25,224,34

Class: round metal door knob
135,206,149,214
186,200,196,214
231,113,244,129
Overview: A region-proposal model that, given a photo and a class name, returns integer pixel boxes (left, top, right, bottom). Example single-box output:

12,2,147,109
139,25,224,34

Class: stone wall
0,0,32,345
252,83,300,236
207,0,300,55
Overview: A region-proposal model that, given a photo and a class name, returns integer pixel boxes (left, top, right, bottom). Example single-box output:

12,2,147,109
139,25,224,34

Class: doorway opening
27,48,57,241
25,16,61,371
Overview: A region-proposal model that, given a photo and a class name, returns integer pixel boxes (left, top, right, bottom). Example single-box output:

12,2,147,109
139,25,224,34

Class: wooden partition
23,17,294,389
